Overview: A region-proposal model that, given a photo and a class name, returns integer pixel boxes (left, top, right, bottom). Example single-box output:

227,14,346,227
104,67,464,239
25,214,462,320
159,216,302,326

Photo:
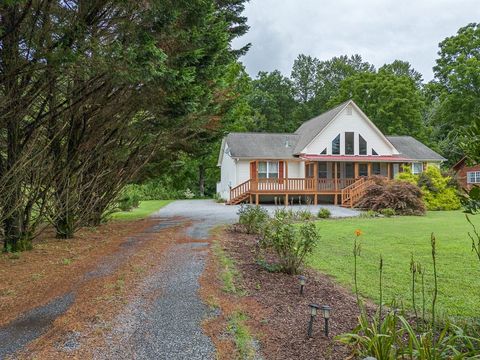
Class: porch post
285,194,289,207
354,162,359,179
334,162,338,205
368,163,372,177
314,161,318,191
255,193,259,205
387,163,391,179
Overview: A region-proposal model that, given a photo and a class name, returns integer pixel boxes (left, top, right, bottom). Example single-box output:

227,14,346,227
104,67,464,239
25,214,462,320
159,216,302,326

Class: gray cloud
233,0,480,81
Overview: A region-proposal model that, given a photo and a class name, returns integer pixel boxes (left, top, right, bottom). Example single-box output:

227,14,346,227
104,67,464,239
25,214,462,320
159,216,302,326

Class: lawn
309,211,480,318
110,200,172,221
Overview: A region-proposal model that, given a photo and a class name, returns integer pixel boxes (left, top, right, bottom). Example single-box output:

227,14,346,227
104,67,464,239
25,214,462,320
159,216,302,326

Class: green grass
213,241,245,295
309,211,480,318
110,200,172,221
227,311,256,359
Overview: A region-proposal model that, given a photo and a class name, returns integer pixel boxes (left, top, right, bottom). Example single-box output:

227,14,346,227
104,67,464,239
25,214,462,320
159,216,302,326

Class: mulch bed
205,227,375,360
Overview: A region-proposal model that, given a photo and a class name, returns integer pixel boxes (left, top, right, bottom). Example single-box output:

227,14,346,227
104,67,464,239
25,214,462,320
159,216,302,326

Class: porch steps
340,177,375,208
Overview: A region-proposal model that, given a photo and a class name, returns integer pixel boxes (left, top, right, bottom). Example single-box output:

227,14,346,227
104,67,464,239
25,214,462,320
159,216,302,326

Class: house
217,100,446,207
452,156,480,190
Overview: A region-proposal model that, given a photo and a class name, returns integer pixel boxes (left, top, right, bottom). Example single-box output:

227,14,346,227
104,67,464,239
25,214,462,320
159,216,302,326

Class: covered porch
229,158,408,206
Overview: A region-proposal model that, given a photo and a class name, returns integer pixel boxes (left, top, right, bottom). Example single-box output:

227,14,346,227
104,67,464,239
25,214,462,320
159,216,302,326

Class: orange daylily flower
354,229,363,237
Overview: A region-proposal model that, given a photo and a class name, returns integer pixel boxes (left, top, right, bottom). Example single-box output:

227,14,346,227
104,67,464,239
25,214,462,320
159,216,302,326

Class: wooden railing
341,177,375,207
230,178,356,201
230,179,251,202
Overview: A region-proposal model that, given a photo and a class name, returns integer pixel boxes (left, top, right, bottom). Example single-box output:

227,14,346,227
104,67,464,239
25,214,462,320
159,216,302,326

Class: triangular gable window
320,148,327,155
359,135,367,155
332,134,340,155
372,148,378,155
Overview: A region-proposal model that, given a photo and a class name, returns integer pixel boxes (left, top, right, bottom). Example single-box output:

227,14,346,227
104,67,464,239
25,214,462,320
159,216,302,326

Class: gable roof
293,100,350,153
224,132,299,159
386,136,446,162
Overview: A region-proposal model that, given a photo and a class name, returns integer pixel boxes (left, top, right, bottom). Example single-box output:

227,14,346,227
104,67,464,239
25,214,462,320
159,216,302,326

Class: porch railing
251,178,356,192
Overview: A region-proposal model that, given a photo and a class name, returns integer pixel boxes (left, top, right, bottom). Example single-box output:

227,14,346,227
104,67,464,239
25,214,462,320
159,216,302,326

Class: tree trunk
199,163,205,197
1,5,32,252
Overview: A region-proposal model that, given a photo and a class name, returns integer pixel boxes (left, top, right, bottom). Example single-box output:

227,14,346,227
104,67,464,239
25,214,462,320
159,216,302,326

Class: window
359,135,367,155
345,163,354,178
372,163,381,175
320,148,327,155
359,164,368,177
318,162,327,178
332,134,340,155
467,171,480,184
412,162,423,175
258,161,279,178
372,148,378,156
345,132,354,155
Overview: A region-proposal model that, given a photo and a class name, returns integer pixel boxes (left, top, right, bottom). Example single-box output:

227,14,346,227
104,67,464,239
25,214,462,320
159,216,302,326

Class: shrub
237,205,270,234
357,178,426,215
317,208,331,219
295,209,316,221
117,187,141,211
398,166,461,211
183,188,195,199
360,210,379,218
380,208,395,217
261,211,319,274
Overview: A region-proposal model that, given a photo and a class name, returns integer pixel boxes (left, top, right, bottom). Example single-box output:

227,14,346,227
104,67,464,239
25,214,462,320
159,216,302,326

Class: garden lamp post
298,275,306,295
321,305,331,337
307,303,320,338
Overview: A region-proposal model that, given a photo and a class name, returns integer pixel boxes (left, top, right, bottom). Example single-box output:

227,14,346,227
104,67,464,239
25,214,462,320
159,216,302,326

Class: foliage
430,23,480,163
317,208,332,219
380,208,396,218
398,167,461,211
0,0,249,249
237,205,270,235
117,189,141,212
339,230,480,359
360,210,380,218
329,68,426,138
261,210,319,274
461,186,480,214
356,177,426,215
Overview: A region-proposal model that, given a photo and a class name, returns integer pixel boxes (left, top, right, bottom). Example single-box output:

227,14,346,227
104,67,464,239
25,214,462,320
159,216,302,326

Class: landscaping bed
202,228,372,359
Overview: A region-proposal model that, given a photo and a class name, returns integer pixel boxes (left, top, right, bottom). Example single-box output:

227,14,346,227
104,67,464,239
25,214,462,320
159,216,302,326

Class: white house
217,100,445,206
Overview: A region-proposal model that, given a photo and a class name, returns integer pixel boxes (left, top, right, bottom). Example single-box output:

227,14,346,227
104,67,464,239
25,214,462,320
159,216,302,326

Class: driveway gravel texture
0,200,358,359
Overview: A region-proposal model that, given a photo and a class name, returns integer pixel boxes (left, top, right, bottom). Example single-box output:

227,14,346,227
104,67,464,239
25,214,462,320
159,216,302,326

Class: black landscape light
321,305,331,337
307,303,320,338
298,275,306,295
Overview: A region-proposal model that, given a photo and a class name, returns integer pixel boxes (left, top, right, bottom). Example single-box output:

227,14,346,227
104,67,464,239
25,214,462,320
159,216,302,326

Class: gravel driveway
99,200,358,359
0,200,358,359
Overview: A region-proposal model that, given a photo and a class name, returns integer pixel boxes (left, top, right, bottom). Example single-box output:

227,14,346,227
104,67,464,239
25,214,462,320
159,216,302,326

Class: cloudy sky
232,0,480,82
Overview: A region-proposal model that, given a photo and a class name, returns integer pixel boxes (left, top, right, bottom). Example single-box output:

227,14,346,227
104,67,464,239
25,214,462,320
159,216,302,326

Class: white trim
412,162,423,174
298,100,399,155
467,171,480,184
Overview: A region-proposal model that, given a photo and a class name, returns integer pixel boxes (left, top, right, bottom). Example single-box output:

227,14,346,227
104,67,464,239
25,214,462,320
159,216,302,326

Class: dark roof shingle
293,100,350,153
225,133,299,159
386,136,446,161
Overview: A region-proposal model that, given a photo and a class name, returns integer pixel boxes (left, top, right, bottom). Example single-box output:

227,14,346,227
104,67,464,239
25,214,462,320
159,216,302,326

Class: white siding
237,160,251,184
287,161,304,178
218,146,237,200
302,106,398,156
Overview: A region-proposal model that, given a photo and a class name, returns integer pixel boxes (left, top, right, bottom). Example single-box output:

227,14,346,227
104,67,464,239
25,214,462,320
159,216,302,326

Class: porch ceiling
299,154,412,162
